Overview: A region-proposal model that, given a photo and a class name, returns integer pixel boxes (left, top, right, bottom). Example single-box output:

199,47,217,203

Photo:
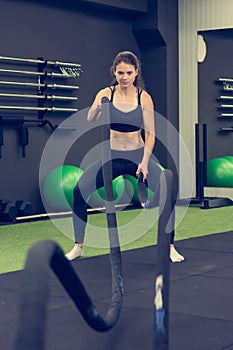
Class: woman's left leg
145,159,185,262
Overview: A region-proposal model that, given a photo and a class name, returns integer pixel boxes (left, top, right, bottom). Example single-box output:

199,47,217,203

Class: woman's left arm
136,91,155,179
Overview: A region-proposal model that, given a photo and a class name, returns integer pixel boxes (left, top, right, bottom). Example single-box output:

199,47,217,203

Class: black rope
14,99,123,350
137,171,148,205
101,96,123,324
153,169,173,350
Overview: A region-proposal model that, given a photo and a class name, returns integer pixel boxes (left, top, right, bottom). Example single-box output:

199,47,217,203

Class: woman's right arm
87,87,111,122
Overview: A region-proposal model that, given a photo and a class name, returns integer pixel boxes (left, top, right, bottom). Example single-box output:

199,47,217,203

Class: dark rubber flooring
0,231,233,350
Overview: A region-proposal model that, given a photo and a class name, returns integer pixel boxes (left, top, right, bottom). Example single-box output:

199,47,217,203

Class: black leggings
72,148,175,244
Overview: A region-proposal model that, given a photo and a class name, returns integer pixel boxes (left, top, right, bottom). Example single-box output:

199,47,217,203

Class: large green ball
207,157,233,187
223,155,233,163
87,175,125,208
43,165,84,211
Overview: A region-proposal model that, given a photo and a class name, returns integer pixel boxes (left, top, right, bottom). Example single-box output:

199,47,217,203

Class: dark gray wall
198,29,233,160
133,0,179,194
0,0,179,214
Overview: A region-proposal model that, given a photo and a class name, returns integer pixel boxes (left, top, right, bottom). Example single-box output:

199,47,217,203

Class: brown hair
110,51,145,89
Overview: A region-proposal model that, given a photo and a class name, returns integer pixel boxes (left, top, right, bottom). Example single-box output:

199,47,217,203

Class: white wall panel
178,0,233,198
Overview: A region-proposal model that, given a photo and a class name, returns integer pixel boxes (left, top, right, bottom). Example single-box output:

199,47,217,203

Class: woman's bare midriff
110,129,144,151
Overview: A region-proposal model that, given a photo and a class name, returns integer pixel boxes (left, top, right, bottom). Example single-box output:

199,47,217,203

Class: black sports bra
109,86,143,133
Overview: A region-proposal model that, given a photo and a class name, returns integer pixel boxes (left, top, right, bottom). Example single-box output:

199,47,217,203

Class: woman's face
114,62,138,88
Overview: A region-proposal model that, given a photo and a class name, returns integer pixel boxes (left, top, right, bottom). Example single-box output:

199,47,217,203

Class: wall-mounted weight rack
216,78,233,133
0,54,82,158
0,54,82,119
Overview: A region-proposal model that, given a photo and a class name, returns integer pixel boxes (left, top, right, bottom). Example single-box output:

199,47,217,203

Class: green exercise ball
207,157,233,188
43,165,84,211
87,175,125,208
223,155,233,163
124,175,154,204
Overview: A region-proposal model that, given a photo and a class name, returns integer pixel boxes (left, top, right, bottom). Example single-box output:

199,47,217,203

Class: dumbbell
0,200,17,222
15,200,33,217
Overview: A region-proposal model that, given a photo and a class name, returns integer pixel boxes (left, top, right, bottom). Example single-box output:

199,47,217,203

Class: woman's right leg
65,159,104,260
66,157,126,260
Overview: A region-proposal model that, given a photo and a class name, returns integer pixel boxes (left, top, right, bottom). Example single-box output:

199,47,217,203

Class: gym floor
0,230,233,350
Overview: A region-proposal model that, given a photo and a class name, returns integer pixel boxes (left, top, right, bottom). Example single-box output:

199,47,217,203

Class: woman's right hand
87,87,111,122
87,104,102,122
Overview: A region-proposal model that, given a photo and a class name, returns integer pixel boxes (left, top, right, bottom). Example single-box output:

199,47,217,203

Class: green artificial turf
0,205,232,274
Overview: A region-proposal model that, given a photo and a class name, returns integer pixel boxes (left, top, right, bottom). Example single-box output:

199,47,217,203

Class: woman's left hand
136,162,148,180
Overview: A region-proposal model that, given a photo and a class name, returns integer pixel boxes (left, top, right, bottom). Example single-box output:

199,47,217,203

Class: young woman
66,51,184,263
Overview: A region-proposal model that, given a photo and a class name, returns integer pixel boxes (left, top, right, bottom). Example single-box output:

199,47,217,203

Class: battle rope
14,98,123,350
154,169,173,350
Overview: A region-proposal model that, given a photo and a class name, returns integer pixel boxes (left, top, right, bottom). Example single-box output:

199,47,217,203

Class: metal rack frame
0,54,82,158
0,54,82,118
217,78,233,121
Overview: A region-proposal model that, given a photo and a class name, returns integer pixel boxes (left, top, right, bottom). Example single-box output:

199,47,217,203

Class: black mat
1,231,233,350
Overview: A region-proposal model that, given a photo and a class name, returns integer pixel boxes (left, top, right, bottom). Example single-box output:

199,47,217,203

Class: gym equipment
218,113,233,117
0,105,78,112
15,200,33,217
0,67,81,79
0,92,78,101
14,97,123,350
14,167,172,350
217,78,233,117
0,54,81,122
42,165,84,211
223,155,233,162
0,54,82,69
0,116,56,158
14,98,173,350
0,67,76,79
0,125,3,158
0,116,55,130
0,80,80,90
154,169,173,350
14,239,123,350
0,200,17,222
185,123,233,208
87,175,125,208
137,172,148,204
219,126,233,133
195,123,207,201
14,178,173,350
19,125,28,158
100,94,123,322
124,174,154,204
0,199,33,222
207,157,233,188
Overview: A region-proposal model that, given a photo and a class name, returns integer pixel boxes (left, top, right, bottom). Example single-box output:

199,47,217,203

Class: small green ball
87,175,125,208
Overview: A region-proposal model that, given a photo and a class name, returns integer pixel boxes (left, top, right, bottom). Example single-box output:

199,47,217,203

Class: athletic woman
66,51,184,263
